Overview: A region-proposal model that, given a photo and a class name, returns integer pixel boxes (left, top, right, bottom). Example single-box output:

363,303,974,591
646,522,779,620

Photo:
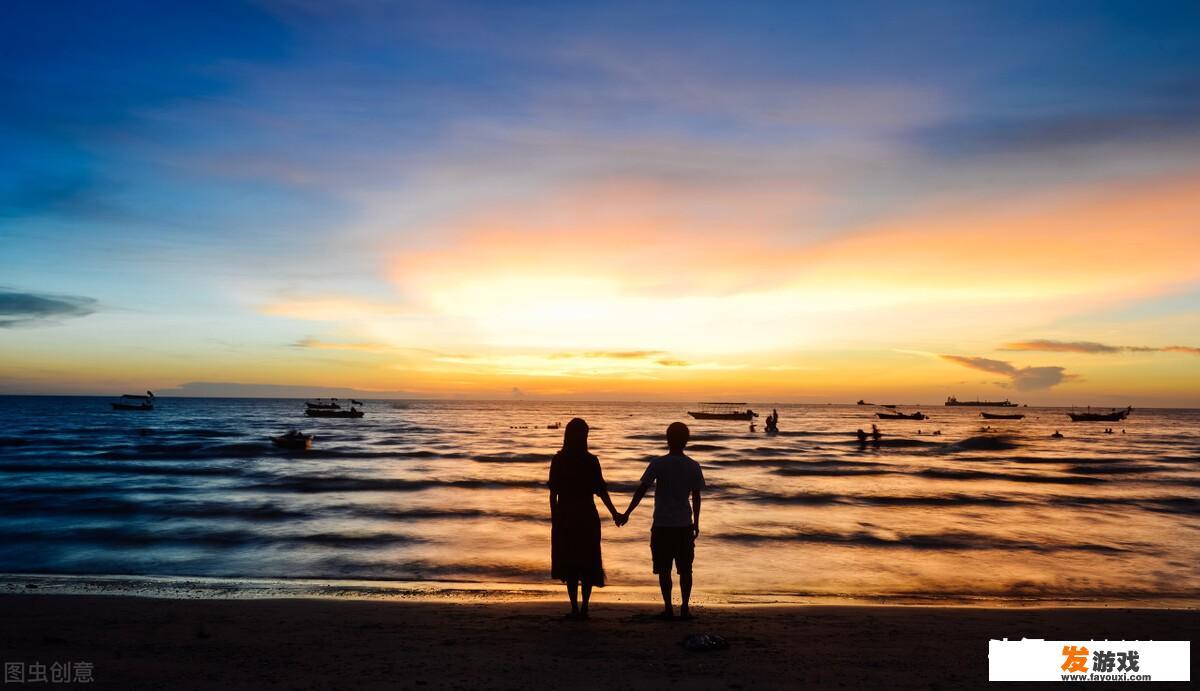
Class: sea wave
713,527,1138,554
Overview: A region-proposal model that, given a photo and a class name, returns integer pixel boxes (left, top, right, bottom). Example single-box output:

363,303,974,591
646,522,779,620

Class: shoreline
3,573,1198,609
4,593,1196,689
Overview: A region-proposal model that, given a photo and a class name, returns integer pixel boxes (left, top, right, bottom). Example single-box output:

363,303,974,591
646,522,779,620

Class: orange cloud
549,350,666,360
1002,339,1198,355
796,171,1200,302
394,170,1200,303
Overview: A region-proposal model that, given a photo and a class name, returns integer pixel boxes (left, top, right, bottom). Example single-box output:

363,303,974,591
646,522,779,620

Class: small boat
1067,406,1132,422
876,411,927,420
305,398,341,410
687,402,758,421
111,391,155,410
980,412,1025,420
945,396,1017,407
857,400,869,405
272,430,313,450
305,407,364,418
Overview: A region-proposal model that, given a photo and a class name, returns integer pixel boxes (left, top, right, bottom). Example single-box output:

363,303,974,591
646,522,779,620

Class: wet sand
2,594,1196,689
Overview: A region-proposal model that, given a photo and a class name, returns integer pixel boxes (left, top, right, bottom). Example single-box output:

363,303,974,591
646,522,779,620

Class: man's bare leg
657,572,674,618
679,572,693,620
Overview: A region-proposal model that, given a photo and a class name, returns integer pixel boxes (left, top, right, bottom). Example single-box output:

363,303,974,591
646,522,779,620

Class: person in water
623,422,705,620
548,418,625,619
856,428,868,444
871,424,882,441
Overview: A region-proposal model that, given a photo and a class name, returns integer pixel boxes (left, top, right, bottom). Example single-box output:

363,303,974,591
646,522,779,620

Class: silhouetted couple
548,418,704,620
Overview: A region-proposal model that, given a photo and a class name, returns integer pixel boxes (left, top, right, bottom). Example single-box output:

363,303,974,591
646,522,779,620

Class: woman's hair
560,417,589,456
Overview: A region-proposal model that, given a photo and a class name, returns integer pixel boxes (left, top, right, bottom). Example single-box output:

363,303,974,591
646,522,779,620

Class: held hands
612,510,629,527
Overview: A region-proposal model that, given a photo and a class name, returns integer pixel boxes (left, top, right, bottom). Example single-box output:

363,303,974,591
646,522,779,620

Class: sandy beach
2,594,1195,689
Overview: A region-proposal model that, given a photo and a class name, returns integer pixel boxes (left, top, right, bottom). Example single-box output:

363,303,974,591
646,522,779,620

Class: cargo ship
945,396,1017,407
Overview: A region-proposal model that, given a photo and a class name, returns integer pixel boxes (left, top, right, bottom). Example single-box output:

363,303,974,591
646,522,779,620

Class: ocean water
1,396,1197,605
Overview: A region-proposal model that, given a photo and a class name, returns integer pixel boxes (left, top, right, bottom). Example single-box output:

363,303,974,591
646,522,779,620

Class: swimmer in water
1051,430,1064,438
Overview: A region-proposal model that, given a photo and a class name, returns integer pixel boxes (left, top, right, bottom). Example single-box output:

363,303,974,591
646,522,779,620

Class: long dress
548,451,607,586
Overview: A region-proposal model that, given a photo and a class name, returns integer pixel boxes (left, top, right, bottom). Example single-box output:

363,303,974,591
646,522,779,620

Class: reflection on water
1,397,1197,604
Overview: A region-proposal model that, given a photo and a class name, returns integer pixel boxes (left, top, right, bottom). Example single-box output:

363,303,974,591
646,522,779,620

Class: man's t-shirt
639,453,705,528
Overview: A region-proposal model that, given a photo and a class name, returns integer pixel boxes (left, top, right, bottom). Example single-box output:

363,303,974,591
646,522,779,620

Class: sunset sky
3,0,1199,405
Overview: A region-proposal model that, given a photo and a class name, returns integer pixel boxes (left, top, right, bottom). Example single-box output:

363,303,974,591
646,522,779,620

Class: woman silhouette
548,418,624,619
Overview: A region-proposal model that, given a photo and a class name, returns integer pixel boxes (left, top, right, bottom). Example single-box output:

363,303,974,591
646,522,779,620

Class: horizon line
0,394,1187,409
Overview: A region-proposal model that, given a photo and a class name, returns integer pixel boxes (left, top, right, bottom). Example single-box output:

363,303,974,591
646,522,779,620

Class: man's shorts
650,526,695,575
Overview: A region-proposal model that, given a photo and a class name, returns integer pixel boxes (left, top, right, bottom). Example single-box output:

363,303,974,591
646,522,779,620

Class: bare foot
653,610,674,621
679,609,694,621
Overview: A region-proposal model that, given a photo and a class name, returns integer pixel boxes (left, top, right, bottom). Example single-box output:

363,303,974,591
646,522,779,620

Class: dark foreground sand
2,595,1196,689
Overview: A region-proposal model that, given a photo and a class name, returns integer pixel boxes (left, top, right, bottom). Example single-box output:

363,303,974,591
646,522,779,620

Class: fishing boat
305,398,342,410
111,392,155,410
980,412,1025,420
303,398,364,417
271,430,314,450
305,407,364,418
1067,406,1132,422
687,402,758,421
304,398,360,410
876,411,927,420
945,396,1017,407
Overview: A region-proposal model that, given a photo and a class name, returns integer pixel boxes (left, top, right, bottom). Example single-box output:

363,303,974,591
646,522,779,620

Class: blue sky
2,1,1198,402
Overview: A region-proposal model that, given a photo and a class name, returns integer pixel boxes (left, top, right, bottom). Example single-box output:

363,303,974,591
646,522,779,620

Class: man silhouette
623,422,705,620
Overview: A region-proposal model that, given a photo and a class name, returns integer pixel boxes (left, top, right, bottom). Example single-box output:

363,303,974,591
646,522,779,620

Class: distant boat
687,402,758,421
305,407,364,418
857,400,869,405
111,391,154,411
271,430,313,450
876,411,927,420
980,412,1025,420
945,396,1017,407
1067,406,1132,422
